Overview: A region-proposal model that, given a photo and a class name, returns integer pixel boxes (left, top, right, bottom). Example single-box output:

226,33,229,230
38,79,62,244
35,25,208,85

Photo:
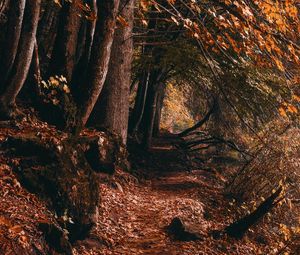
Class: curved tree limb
178,99,217,137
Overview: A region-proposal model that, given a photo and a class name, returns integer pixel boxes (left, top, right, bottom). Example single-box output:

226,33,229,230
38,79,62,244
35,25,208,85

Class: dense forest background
0,0,300,254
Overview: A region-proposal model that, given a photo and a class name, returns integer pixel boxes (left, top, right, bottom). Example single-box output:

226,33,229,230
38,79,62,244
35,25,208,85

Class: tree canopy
0,0,300,254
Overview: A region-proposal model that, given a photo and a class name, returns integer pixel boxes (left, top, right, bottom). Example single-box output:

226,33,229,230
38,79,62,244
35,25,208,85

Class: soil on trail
74,136,265,255
0,123,279,255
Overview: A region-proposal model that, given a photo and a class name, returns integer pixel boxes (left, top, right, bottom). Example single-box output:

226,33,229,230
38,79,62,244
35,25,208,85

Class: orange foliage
139,0,300,72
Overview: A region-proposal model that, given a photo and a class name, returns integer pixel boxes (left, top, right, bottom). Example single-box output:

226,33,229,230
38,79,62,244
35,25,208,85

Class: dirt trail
74,137,256,255
94,171,218,255
0,125,296,254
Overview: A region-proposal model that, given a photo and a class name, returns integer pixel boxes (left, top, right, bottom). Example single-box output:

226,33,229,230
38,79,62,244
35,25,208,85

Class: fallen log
225,186,283,239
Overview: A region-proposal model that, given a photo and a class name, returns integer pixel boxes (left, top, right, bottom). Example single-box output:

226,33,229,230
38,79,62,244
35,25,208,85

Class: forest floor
74,136,277,255
0,120,288,255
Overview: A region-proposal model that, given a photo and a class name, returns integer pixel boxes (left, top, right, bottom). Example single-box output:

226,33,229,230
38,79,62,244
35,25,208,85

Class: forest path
74,136,248,255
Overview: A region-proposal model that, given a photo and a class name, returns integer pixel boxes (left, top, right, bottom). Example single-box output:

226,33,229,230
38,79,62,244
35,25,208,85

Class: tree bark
128,7,158,136
0,0,10,70
21,39,42,105
140,75,165,148
31,40,42,94
0,0,10,14
76,0,120,132
74,20,87,67
153,82,166,136
36,1,60,76
129,70,150,134
0,0,26,90
142,82,158,149
0,0,41,119
140,68,166,149
89,0,134,145
79,0,97,71
0,0,10,28
71,0,97,103
48,0,81,82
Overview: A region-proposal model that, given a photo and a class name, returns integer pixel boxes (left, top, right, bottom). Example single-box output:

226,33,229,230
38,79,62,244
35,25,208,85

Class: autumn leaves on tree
1,1,300,253
0,0,300,148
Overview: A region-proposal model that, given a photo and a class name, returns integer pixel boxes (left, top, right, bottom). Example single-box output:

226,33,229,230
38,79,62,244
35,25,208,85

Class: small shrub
39,75,77,130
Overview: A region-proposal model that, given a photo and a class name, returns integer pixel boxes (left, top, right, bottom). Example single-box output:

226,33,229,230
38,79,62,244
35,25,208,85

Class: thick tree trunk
0,0,26,90
89,0,134,144
48,0,81,82
76,0,120,132
0,0,41,119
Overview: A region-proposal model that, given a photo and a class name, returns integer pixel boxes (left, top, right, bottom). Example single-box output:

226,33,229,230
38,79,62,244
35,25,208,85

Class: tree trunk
76,0,120,132
48,0,81,82
128,7,158,136
141,77,166,149
31,40,42,95
79,0,97,71
130,69,166,141
21,39,42,105
74,20,87,67
0,0,10,14
129,70,150,135
153,82,166,137
142,83,158,149
0,0,41,119
140,68,166,149
0,0,26,91
71,0,97,103
36,1,60,76
89,0,134,145
0,0,12,45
